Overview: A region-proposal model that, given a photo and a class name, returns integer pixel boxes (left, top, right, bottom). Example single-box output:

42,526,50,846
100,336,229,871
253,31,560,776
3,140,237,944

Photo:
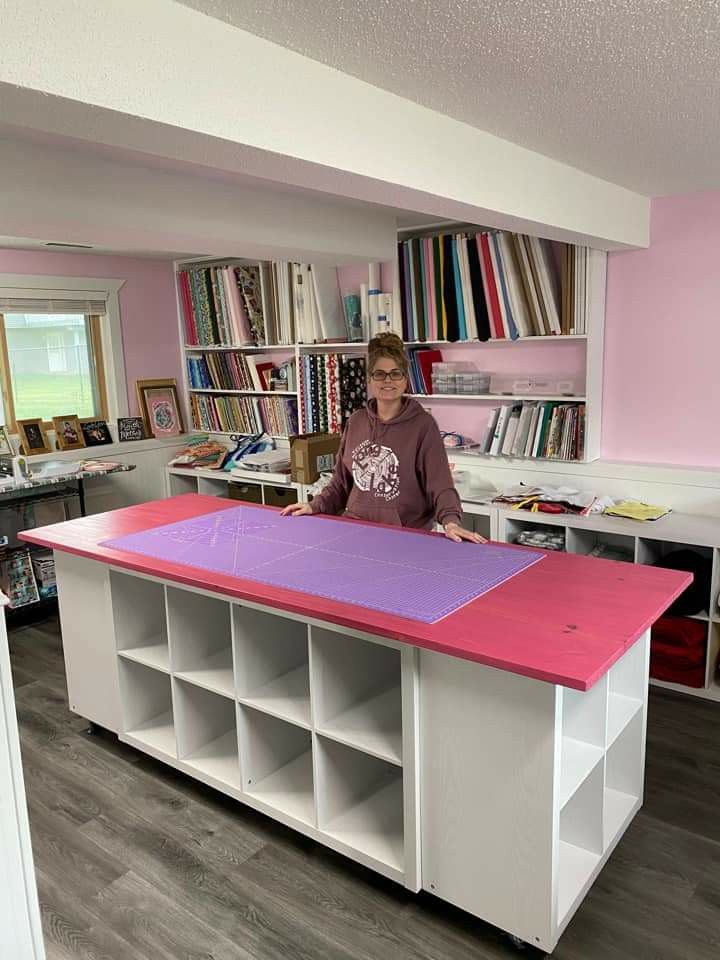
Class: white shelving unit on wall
173,231,607,464
394,225,607,464
496,508,720,703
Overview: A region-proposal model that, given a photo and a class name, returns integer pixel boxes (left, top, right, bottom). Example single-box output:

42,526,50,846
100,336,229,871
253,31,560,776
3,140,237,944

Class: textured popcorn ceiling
179,0,720,196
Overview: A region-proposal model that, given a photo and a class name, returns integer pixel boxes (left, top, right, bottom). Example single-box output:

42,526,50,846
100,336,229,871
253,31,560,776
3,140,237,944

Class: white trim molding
0,272,128,421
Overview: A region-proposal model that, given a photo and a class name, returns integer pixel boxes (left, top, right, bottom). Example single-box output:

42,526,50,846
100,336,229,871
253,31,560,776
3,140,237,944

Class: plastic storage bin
431,363,492,395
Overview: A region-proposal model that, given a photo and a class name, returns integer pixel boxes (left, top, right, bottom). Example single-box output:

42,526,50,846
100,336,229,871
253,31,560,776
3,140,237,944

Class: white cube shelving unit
53,547,655,952
496,507,720,702
555,635,647,928
108,570,419,888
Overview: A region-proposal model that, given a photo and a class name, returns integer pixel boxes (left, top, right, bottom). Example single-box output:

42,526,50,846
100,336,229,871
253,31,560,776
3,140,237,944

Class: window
0,312,108,429
0,275,127,430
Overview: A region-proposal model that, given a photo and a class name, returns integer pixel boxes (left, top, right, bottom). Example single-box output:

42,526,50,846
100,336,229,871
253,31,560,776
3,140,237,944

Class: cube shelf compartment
557,761,603,924
505,518,566,552
118,658,176,759
168,588,234,698
234,605,310,728
197,476,231,497
461,510,492,541
565,529,635,563
559,677,606,808
607,639,645,748
604,710,643,847
111,571,170,672
239,705,314,826
174,678,240,790
167,472,200,496
312,626,402,765
317,735,404,875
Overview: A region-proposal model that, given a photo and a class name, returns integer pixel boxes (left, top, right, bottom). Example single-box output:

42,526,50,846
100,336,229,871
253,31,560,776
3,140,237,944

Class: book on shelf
477,401,585,461
398,230,596,342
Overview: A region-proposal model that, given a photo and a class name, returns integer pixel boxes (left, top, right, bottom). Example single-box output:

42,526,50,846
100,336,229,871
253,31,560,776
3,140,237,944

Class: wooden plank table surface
19,493,690,691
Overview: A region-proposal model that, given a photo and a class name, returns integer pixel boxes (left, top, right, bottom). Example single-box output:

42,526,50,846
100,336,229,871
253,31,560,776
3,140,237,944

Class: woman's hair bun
368,332,404,350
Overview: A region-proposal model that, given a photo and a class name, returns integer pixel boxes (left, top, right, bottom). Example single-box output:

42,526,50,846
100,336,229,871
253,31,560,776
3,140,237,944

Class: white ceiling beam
0,138,397,263
0,0,649,249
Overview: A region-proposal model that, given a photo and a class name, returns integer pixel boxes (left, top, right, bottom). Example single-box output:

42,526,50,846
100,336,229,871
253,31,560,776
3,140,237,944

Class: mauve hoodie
309,398,462,529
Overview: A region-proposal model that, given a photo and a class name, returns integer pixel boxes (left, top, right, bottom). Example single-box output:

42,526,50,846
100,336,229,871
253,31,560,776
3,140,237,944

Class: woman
282,333,485,543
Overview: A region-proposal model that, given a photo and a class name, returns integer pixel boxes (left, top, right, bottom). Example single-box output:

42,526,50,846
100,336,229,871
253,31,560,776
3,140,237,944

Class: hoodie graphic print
351,440,400,502
309,398,462,529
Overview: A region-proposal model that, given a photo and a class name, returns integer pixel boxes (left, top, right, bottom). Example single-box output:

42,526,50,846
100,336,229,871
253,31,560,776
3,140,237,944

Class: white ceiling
179,0,720,197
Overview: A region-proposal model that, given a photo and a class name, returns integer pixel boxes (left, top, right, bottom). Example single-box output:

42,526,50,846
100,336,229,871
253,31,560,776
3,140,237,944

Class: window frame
0,313,110,432
0,275,127,436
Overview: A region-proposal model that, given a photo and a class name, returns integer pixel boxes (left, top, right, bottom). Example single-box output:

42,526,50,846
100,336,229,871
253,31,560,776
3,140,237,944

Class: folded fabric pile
222,433,276,472
168,436,228,469
650,616,706,688
514,528,566,551
603,500,671,521
493,484,612,516
236,449,291,475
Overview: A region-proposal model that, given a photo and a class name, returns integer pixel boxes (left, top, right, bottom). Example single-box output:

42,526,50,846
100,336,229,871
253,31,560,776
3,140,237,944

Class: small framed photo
52,414,86,451
136,379,185,439
0,425,14,456
16,418,52,456
80,418,113,446
117,417,146,442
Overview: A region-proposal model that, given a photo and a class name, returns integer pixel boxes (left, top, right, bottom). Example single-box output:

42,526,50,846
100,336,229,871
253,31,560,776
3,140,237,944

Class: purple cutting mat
102,505,543,623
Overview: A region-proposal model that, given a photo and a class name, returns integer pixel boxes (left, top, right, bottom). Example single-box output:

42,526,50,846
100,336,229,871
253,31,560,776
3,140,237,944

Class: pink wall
336,261,395,301
0,248,182,418
603,192,720,467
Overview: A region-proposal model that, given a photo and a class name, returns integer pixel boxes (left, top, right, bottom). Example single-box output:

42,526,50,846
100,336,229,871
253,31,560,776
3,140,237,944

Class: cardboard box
290,433,341,485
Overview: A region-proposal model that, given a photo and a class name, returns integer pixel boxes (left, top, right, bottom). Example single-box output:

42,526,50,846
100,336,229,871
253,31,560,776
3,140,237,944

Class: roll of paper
368,262,381,291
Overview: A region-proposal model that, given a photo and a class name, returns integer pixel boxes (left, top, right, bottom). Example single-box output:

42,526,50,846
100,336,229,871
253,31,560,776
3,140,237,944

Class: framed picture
136,379,185,439
52,414,86,451
16,419,52,456
0,425,14,456
117,417,146,442
80,418,113,446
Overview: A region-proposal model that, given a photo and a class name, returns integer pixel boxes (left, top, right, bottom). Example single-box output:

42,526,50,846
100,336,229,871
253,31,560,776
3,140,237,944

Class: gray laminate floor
9,616,720,960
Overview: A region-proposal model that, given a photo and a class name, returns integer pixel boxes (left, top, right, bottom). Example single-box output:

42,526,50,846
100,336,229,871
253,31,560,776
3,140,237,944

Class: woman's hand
281,502,313,517
443,521,487,544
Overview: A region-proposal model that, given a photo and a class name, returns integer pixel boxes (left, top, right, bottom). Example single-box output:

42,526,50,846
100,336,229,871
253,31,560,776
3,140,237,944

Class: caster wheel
507,934,527,951
86,721,97,735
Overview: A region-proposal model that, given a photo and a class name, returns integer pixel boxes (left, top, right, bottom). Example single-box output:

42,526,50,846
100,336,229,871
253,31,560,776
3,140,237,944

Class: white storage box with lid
489,374,584,397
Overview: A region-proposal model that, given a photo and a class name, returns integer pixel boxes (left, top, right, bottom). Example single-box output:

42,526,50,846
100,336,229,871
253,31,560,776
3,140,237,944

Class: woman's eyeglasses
370,369,406,382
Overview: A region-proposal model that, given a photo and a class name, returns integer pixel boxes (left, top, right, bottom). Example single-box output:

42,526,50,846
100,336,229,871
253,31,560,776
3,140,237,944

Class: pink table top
19,494,691,691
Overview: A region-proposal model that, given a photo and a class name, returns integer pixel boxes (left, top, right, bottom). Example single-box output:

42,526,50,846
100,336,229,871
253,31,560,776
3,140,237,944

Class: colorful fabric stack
300,354,367,433
168,436,229,469
190,394,298,437
179,265,259,346
398,231,590,341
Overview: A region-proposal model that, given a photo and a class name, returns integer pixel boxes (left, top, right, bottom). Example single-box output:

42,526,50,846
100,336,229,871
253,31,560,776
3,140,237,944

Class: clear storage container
431,362,492,395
